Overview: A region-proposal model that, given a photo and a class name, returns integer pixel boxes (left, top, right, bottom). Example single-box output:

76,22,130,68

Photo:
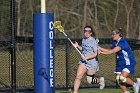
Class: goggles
112,31,121,36
112,31,117,36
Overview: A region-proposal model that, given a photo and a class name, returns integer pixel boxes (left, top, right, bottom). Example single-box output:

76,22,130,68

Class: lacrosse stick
96,38,99,51
96,38,99,61
53,21,87,63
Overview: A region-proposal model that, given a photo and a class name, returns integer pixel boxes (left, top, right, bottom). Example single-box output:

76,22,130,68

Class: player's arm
100,46,121,55
99,47,110,52
82,52,97,61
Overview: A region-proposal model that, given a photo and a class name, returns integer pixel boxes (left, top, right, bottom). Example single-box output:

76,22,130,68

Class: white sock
74,92,77,93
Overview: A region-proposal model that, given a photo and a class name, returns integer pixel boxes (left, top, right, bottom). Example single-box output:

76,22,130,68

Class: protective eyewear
84,30,91,32
112,31,118,36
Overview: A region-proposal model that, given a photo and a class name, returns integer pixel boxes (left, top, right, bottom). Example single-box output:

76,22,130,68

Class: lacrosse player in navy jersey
72,26,105,93
99,28,140,93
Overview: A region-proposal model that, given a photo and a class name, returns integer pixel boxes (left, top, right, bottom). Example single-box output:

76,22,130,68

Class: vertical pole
34,0,55,92
10,0,16,93
115,55,119,88
41,0,46,13
65,43,69,91
34,13,55,93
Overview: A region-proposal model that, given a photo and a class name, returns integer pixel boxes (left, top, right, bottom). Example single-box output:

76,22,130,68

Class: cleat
133,78,140,93
99,77,105,90
124,91,130,93
136,78,140,86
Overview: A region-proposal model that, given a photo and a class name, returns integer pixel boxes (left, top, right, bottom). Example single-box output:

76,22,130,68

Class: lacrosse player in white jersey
72,26,105,93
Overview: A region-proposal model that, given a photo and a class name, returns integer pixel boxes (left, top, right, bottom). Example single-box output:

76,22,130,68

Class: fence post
10,0,16,93
66,42,69,91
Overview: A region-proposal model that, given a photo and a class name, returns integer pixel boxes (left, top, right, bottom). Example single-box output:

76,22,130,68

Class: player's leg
86,71,98,83
117,72,130,93
122,66,140,93
119,71,139,93
115,67,129,93
121,71,134,85
86,71,105,89
116,67,140,93
116,74,128,93
74,64,87,93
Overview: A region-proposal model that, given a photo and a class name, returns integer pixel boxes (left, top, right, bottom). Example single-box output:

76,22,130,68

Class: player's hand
98,46,101,50
72,41,79,48
81,54,87,61
99,51,105,54
98,50,101,54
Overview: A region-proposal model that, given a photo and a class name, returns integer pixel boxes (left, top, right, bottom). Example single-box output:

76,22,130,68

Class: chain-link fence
0,0,11,91
54,39,140,90
0,37,140,92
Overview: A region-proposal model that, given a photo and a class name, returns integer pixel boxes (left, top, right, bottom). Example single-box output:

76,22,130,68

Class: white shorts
79,59,99,73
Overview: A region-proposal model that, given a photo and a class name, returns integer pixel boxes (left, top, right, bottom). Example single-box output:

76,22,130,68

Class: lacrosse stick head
53,21,64,32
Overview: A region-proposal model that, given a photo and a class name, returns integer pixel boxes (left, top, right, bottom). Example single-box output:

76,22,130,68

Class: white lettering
50,69,53,77
49,21,53,30
50,79,53,87
49,21,54,87
49,31,53,39
50,40,53,49
50,50,53,58
50,59,53,68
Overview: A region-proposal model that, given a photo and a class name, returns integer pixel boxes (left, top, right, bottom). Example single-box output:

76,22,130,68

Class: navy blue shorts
115,65,135,75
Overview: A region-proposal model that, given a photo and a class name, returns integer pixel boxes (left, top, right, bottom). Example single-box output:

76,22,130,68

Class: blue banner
33,13,55,93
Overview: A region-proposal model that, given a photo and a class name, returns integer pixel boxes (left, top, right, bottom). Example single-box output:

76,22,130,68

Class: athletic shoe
99,77,105,90
136,78,140,86
124,91,130,93
133,78,140,93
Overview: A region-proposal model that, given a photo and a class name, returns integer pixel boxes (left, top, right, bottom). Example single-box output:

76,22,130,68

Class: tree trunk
82,0,88,28
123,0,134,38
16,0,21,36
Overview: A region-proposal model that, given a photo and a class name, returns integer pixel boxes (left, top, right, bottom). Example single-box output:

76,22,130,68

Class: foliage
0,0,140,39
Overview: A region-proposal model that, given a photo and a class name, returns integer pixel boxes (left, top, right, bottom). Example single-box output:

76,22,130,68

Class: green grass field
55,88,135,93
55,87,140,93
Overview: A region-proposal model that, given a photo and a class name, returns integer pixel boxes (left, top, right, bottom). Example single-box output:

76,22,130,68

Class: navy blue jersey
111,38,136,66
